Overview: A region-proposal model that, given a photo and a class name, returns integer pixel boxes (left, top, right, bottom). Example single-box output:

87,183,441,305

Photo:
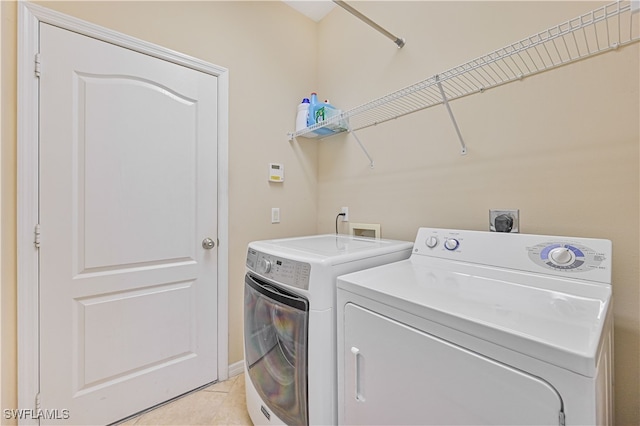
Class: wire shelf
290,0,639,142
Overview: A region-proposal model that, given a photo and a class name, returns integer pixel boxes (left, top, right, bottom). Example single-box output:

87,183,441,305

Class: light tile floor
120,374,252,425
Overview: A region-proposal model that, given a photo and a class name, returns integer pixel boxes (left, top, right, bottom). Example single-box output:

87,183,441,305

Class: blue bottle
307,92,333,136
307,92,320,127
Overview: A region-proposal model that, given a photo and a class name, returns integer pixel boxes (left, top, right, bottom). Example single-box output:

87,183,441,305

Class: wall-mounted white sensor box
269,163,284,182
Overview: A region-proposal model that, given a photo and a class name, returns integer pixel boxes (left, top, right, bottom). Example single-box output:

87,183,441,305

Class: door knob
202,238,216,250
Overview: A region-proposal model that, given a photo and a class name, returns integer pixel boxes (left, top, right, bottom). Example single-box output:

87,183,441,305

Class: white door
38,23,218,424
341,303,564,425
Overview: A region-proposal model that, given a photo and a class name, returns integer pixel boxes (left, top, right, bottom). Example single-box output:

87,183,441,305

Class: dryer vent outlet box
490,209,519,233
349,223,381,239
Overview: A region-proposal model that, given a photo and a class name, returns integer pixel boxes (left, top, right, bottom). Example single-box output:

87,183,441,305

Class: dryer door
341,303,564,425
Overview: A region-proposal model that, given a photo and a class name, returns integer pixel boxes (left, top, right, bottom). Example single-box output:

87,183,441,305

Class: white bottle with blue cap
295,97,310,132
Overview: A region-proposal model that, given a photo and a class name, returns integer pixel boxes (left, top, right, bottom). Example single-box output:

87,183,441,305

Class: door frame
17,1,229,419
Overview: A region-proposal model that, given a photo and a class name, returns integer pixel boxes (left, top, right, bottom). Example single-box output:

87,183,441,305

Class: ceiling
282,0,337,22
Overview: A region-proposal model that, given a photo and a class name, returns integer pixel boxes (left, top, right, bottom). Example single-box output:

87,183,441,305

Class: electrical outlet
341,207,349,222
272,208,280,224
489,209,519,233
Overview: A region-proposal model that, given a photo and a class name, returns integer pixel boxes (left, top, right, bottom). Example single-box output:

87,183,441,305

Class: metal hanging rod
332,0,405,48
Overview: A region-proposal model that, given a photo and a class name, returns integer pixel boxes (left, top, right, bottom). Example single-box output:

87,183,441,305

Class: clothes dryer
337,228,613,426
244,234,413,425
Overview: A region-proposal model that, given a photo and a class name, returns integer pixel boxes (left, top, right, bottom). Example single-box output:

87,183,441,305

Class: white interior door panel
80,73,197,270
39,22,218,425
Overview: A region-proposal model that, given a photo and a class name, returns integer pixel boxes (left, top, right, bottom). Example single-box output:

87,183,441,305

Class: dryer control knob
549,247,574,265
258,259,272,273
425,236,439,248
444,238,460,251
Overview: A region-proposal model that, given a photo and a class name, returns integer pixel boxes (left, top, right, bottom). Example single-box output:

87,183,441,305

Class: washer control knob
258,258,272,274
549,247,574,265
425,236,439,248
444,238,460,251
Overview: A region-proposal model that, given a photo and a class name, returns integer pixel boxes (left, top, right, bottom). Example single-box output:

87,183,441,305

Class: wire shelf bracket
350,129,375,168
289,0,639,156
436,74,467,155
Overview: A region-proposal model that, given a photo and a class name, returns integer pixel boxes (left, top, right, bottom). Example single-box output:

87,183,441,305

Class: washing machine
243,234,413,426
337,228,614,426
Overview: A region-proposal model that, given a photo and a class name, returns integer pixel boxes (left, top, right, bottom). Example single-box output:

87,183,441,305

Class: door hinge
35,392,41,411
34,224,41,249
35,53,41,77
559,411,566,426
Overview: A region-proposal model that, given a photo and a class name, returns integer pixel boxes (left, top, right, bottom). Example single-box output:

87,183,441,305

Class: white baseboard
228,360,245,378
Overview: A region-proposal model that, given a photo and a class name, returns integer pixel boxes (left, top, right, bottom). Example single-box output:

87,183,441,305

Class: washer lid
337,258,612,377
250,234,413,262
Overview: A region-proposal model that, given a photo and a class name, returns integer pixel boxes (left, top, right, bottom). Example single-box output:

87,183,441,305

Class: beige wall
1,1,639,425
317,1,639,424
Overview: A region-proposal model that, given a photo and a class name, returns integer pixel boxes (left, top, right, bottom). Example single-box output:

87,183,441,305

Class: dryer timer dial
548,247,575,265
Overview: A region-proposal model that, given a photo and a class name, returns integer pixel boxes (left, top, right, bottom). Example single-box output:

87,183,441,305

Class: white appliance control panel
246,248,311,290
413,228,611,283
